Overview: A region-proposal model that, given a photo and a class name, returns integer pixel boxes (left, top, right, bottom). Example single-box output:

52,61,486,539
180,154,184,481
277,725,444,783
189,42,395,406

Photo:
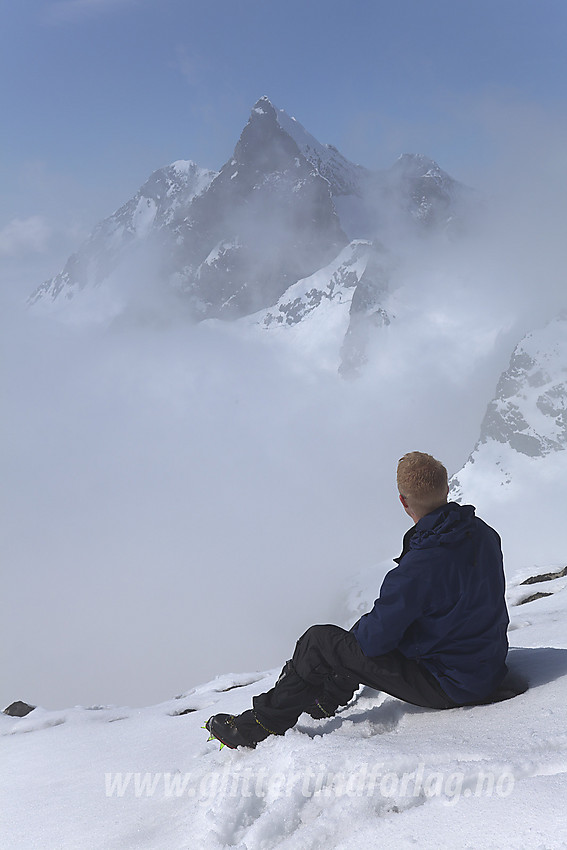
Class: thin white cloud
0,216,52,256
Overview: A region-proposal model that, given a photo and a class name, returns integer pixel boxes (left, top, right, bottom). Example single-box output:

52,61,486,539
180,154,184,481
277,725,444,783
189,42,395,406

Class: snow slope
244,240,391,373
2,564,567,849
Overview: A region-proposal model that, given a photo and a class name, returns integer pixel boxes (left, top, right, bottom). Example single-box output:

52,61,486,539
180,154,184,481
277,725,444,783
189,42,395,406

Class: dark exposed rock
4,701,36,717
520,566,567,585
517,591,554,605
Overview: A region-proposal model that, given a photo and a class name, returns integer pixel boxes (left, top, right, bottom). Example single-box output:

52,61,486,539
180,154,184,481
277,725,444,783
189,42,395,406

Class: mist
3,99,567,711
2,303,407,708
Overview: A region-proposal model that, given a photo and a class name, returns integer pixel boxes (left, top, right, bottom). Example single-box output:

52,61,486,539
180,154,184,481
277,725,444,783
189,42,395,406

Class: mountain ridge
29,97,468,333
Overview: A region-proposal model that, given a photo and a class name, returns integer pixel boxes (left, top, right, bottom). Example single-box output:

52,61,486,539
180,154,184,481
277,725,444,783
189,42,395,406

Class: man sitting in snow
205,451,512,749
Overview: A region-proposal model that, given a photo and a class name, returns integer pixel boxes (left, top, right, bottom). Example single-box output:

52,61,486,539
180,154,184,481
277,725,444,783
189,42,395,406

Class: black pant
240,624,456,739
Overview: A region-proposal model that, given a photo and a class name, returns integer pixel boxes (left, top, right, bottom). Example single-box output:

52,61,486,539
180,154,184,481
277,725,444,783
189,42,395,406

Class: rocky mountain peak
232,97,302,175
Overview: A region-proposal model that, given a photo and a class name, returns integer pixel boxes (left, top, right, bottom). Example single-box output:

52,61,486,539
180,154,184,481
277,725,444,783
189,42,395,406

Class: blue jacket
351,502,509,704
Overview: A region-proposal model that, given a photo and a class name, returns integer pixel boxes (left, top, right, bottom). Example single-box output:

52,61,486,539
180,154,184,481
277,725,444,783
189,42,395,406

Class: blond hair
397,451,448,515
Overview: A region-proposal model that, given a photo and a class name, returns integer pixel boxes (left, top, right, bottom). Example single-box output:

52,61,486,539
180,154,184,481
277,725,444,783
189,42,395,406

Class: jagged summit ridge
273,100,370,198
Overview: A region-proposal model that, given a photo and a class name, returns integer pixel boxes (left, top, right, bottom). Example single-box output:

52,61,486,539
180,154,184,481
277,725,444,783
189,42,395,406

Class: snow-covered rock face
472,315,567,459
28,96,468,329
249,239,392,375
274,101,370,199
381,153,469,229
29,161,216,306
449,314,567,567
257,241,377,329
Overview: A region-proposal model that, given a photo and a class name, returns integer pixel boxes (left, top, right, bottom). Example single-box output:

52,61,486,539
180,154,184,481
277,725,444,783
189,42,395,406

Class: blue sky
2,0,567,289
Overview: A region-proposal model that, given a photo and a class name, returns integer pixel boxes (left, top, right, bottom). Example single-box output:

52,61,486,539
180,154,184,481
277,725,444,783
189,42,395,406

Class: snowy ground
2,567,567,849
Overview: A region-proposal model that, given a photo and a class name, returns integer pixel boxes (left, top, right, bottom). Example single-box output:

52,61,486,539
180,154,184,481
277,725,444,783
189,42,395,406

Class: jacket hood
410,502,476,550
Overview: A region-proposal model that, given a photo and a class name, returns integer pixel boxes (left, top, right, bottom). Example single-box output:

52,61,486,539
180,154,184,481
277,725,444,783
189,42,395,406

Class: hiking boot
204,710,274,749
204,714,256,749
